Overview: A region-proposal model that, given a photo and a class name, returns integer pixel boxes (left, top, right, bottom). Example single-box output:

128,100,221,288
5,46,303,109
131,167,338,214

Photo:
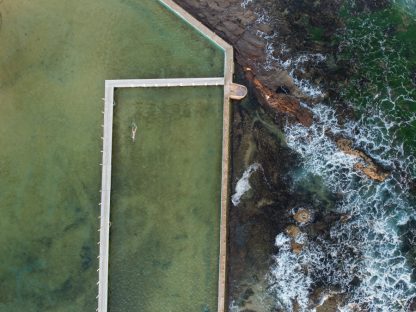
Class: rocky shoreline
174,0,395,310
176,0,389,180
175,0,314,122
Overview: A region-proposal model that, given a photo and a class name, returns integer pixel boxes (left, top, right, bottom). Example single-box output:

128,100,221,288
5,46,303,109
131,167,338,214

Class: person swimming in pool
131,122,138,142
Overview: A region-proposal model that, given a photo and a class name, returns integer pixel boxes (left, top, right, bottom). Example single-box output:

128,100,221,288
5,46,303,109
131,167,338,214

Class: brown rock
247,71,313,126
291,242,303,254
354,163,389,182
294,209,312,224
336,138,367,160
285,225,301,238
239,9,257,26
207,1,221,10
257,23,273,35
339,214,352,223
336,138,389,182
221,20,245,36
236,31,267,58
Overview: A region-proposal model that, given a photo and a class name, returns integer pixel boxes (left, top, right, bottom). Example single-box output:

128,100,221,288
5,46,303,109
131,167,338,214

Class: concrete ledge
230,83,248,100
106,77,225,88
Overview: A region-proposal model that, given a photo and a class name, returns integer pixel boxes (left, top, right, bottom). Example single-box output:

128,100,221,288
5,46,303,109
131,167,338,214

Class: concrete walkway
105,77,225,88
97,1,244,312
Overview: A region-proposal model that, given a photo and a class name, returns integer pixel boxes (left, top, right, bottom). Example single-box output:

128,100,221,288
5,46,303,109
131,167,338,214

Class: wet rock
246,70,313,126
238,9,257,26
174,0,297,88
339,213,352,223
294,208,312,224
291,241,303,254
353,163,389,183
411,70,416,86
408,297,416,312
353,0,390,12
242,288,255,300
257,23,273,35
236,32,267,58
336,138,389,182
285,225,301,238
221,20,245,36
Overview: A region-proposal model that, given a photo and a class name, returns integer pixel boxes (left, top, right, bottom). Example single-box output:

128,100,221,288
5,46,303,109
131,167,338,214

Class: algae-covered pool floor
0,0,223,311
108,87,223,312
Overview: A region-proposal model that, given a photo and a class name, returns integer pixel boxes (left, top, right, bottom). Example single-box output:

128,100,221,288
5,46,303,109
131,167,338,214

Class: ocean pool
0,0,223,310
108,87,223,312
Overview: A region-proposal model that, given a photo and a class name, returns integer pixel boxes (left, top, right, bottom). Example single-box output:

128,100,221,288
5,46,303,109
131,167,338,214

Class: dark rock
236,31,267,58
221,20,245,36
353,0,390,12
276,85,290,94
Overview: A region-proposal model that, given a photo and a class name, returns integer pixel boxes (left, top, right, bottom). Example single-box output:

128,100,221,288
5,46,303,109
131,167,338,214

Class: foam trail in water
241,0,254,9
232,163,261,206
254,13,326,98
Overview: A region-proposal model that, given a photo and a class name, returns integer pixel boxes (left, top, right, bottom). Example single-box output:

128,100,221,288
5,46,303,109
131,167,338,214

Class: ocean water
236,0,416,311
0,1,223,311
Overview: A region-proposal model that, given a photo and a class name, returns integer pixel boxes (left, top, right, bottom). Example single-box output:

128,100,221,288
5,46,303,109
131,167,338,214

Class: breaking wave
232,163,261,206
248,1,416,311
254,10,326,98
237,0,416,310
269,103,416,311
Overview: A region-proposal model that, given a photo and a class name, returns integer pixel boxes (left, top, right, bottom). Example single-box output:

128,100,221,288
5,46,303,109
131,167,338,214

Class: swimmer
131,122,138,142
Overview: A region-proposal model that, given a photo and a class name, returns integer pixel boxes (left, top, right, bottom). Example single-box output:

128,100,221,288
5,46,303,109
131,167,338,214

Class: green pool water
109,87,223,312
0,0,224,311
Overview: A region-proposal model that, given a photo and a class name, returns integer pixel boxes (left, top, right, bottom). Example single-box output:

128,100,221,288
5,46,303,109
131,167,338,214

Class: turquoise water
0,1,223,311
108,87,223,312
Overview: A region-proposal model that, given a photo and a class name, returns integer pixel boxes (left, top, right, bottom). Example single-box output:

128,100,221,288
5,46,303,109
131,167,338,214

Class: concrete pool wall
97,1,245,311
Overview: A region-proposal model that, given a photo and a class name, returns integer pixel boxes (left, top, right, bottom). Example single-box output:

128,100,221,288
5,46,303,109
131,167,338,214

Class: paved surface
97,85,114,312
106,77,225,88
230,83,248,100
97,1,241,312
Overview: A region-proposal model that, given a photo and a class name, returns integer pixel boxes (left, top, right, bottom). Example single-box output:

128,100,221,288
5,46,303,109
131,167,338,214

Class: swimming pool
0,0,223,310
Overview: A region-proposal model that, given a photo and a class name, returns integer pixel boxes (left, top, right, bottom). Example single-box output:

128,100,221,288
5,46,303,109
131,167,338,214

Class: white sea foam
268,103,416,311
228,300,242,312
231,163,261,206
241,0,254,9
237,1,416,310
267,18,416,309
393,0,416,18
269,233,314,312
253,8,326,98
